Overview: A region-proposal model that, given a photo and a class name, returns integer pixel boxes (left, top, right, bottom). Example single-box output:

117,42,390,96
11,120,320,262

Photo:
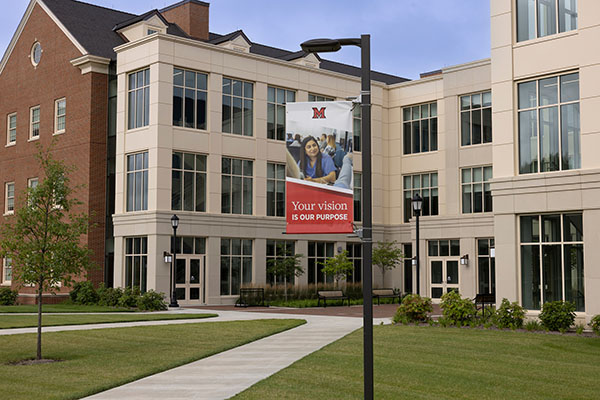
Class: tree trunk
36,282,43,360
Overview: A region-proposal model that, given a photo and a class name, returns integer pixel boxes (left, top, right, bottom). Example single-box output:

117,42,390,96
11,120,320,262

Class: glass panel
431,261,443,284
403,108,411,121
518,81,537,109
403,122,411,154
462,184,472,214
521,244,541,309
176,259,186,284
439,241,449,257
421,117,429,152
540,106,560,172
231,257,241,294
538,0,557,37
563,214,582,242
482,108,492,143
176,288,186,300
517,0,536,42
195,237,206,254
542,215,561,242
450,240,460,256
232,97,242,134
220,257,229,295
539,77,558,106
430,118,438,151
460,96,470,111
190,288,200,300
447,261,459,284
471,94,481,108
542,244,562,302
432,287,443,299
564,243,584,311
559,0,578,33
430,103,437,117
171,171,181,210
412,121,420,154
478,239,489,256
197,91,207,130
232,80,242,97
521,215,540,243
428,241,438,257
560,73,579,103
482,92,492,107
183,237,194,254
190,259,200,284
173,86,183,126
461,112,470,146
222,95,231,133
479,257,490,294
519,110,538,174
561,103,580,170
244,82,253,98
197,73,207,90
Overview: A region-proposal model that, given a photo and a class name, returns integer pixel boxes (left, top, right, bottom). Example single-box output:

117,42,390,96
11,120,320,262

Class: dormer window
147,28,158,35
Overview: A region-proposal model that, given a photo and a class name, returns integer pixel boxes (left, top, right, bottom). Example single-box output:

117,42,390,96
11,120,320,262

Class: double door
175,257,205,304
430,259,459,300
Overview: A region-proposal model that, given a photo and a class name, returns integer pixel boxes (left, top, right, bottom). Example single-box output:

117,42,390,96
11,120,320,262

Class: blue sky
0,0,490,80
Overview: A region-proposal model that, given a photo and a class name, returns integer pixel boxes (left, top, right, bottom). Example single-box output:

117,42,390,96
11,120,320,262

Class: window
461,91,491,146
220,238,252,295
30,106,40,140
403,173,438,222
172,236,206,255
353,107,361,152
307,241,334,284
221,157,253,215
517,0,577,42
28,178,38,189
147,28,158,35
354,172,362,222
125,237,147,292
403,102,437,154
266,240,296,285
267,86,295,140
173,68,207,130
7,113,16,145
461,166,492,213
520,213,583,311
222,78,253,136
267,163,285,217
428,240,460,257
308,94,334,102
54,98,66,134
172,152,206,212
126,152,148,211
346,243,362,283
403,243,413,294
477,238,495,294
518,72,579,174
127,68,150,129
2,258,11,284
5,182,14,214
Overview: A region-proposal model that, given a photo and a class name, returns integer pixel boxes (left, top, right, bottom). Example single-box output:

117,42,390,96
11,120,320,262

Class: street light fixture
301,34,373,400
170,214,180,308
412,193,423,295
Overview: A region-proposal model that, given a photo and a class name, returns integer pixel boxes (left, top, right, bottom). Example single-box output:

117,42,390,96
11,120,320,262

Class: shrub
477,307,496,324
575,324,585,335
494,298,525,329
539,301,576,332
590,315,600,335
0,287,18,305
97,284,123,307
393,294,432,324
524,319,542,331
70,281,98,305
440,291,476,326
137,290,167,311
118,286,141,308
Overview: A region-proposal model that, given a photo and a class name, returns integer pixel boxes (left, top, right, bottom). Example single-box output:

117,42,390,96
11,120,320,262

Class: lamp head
412,193,423,212
171,214,179,229
301,38,342,53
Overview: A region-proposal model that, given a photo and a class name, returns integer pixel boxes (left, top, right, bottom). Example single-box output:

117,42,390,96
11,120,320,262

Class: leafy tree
373,241,403,286
320,250,354,288
266,244,303,302
0,148,92,360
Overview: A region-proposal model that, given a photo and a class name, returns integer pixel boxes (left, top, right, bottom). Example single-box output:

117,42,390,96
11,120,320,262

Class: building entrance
430,259,459,301
175,256,205,304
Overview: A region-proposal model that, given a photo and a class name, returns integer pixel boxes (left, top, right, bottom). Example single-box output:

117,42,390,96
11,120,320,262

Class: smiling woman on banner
298,136,337,184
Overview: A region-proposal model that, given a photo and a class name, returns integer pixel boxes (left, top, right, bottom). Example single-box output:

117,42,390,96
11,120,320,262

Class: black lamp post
301,35,373,400
169,214,180,308
412,193,423,295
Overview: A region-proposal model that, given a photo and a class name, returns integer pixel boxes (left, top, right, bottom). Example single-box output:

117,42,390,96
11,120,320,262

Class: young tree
0,148,92,360
320,250,354,288
266,244,303,302
373,241,403,286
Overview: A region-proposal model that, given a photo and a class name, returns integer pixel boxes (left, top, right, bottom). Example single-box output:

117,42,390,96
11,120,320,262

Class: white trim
54,97,66,134
6,112,16,145
29,105,40,140
70,54,111,75
5,181,15,214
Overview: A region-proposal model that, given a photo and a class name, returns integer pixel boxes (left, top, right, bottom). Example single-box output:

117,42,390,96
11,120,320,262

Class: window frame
402,101,438,155
403,172,439,223
516,0,578,43
54,98,66,134
5,182,15,215
222,77,254,136
346,242,362,283
171,151,207,212
460,91,492,146
461,166,493,214
266,162,285,217
29,106,40,141
172,67,208,131
267,86,295,141
220,238,253,296
221,157,253,215
308,94,334,102
477,238,496,295
266,240,296,285
127,68,150,130
307,241,334,285
124,236,148,293
2,257,12,285
6,113,16,146
126,151,149,212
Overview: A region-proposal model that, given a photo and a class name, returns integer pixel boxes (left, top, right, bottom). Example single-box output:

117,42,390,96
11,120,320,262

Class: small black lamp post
169,214,180,308
412,193,423,295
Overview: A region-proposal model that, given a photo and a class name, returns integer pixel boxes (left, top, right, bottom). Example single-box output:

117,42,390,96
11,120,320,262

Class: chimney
161,0,210,41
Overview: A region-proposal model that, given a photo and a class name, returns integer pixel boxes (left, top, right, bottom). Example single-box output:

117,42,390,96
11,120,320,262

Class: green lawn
0,313,217,329
235,325,600,400
0,319,304,400
0,304,137,313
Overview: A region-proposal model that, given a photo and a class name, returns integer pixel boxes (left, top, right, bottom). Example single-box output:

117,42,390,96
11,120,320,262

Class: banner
285,101,354,234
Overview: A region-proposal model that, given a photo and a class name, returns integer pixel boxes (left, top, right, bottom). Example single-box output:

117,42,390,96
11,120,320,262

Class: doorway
430,259,459,300
175,256,205,304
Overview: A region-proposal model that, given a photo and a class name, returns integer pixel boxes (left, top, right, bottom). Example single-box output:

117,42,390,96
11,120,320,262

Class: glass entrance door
175,257,204,304
430,259,459,300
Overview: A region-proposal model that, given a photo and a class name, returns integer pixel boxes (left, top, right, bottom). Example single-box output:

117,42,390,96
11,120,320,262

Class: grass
0,319,304,400
0,313,217,329
234,324,600,400
0,304,137,313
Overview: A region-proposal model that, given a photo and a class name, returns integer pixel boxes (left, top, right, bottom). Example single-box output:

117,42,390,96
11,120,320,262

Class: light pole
301,35,373,400
170,214,180,308
412,193,423,295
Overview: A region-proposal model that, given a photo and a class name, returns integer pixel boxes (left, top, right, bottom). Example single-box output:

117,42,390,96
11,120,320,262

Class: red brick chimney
161,0,210,41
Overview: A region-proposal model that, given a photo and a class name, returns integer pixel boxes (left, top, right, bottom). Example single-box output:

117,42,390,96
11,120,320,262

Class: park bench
372,288,402,305
317,290,349,307
473,293,495,314
235,288,265,307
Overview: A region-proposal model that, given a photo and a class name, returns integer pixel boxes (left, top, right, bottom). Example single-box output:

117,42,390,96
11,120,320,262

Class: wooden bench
317,290,348,307
473,293,495,314
372,288,402,305
235,288,265,307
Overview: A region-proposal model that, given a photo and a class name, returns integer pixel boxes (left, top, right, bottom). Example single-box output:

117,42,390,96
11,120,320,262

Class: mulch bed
9,358,62,366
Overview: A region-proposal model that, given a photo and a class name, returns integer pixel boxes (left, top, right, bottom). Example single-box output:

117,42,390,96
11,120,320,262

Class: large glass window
518,72,579,174
267,86,295,140
346,243,362,283
220,238,252,295
7,113,16,145
172,152,206,212
461,166,492,214
172,236,206,255
221,157,253,215
477,238,495,294
266,240,296,285
403,172,438,222
125,237,148,292
428,240,460,257
354,172,362,222
520,213,584,311
461,92,492,146
308,94,334,102
307,241,334,285
173,68,207,130
128,68,150,129
267,162,285,217
517,0,577,42
222,78,253,136
126,152,148,212
403,102,437,154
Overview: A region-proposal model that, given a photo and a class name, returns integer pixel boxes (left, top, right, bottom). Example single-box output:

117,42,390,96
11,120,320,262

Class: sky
0,0,490,80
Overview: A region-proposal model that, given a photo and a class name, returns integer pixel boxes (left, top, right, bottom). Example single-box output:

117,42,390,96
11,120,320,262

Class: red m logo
312,107,326,119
